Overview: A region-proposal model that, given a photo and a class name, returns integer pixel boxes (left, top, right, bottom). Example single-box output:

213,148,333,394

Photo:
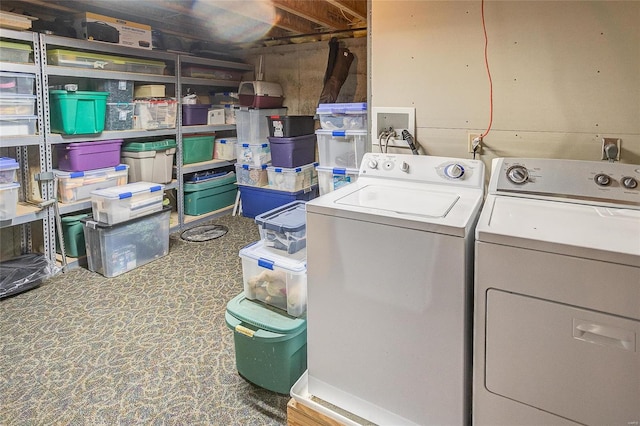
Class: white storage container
54,165,129,203
240,240,307,317
134,84,165,98
316,129,367,169
91,182,165,225
235,107,287,144
316,102,367,131
316,166,359,195
0,182,20,220
235,142,271,166
235,163,269,187
207,107,225,125
224,104,236,124
214,137,237,160
267,163,318,192
120,139,177,184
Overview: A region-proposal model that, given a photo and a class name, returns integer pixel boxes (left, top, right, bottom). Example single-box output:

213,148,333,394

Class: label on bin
235,324,255,338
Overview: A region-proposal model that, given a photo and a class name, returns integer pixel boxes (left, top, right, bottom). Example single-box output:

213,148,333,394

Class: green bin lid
226,292,306,334
61,213,89,224
122,139,177,152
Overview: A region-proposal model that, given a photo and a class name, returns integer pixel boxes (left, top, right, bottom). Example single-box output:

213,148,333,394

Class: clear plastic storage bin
316,129,367,169
90,182,165,225
236,107,287,144
235,163,269,187
316,102,367,130
0,41,32,63
0,115,37,136
267,163,318,192
48,49,166,75
239,240,307,317
0,95,36,116
254,201,308,255
82,207,170,278
133,98,177,130
316,166,359,195
0,182,20,220
214,137,237,160
0,72,35,95
54,164,129,203
0,157,19,184
235,142,271,166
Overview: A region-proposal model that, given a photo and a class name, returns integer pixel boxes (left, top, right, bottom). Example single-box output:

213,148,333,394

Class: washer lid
335,185,459,218
477,195,640,266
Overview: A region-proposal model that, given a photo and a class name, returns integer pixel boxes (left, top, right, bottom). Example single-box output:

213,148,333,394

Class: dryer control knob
368,159,378,169
507,165,529,184
622,176,638,189
594,173,611,186
444,163,465,179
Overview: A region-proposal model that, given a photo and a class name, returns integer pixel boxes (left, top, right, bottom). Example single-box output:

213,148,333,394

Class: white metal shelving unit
0,28,55,263
1,33,252,268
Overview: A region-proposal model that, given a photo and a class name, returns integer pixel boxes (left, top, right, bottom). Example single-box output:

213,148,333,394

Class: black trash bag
0,253,59,299
319,47,354,104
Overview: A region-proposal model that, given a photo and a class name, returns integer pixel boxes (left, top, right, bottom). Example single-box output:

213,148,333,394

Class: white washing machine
473,158,640,426
304,152,485,425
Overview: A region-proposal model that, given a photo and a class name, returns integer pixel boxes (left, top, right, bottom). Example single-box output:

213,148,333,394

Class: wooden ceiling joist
325,0,367,23
272,0,352,31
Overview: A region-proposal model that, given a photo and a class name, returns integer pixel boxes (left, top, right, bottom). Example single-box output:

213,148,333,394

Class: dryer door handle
573,319,636,351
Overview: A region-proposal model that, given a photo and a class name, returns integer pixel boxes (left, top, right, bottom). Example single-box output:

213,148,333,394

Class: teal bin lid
183,172,236,192
49,90,109,99
226,292,306,335
122,139,177,152
61,213,89,224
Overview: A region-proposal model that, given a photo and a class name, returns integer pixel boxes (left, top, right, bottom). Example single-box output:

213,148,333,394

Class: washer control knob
594,173,611,186
622,176,638,189
444,163,465,179
401,161,410,173
507,165,529,184
368,159,378,169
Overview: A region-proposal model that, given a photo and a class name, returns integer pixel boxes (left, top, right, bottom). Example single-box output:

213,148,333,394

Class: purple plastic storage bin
268,134,317,168
55,139,123,172
182,104,211,126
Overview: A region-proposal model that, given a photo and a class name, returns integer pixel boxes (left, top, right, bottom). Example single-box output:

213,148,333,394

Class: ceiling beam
325,0,367,22
272,0,351,30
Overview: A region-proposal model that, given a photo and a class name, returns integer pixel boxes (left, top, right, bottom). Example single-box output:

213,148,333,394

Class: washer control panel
360,153,484,188
493,158,640,206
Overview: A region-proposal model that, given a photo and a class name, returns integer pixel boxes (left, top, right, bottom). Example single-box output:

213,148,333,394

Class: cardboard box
75,12,152,50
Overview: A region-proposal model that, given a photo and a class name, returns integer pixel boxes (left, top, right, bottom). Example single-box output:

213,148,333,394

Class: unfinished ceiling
1,0,367,51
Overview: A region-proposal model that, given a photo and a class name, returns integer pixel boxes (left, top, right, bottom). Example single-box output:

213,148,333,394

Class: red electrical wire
480,0,493,139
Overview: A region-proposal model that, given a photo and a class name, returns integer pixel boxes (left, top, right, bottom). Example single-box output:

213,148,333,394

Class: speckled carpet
0,214,290,425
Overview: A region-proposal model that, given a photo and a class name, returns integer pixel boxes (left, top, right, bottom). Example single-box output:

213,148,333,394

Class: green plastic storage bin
225,292,307,394
183,134,215,164
49,90,109,135
56,213,89,257
183,172,237,215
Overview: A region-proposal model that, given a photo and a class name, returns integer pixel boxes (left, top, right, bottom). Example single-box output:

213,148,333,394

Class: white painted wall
370,0,640,166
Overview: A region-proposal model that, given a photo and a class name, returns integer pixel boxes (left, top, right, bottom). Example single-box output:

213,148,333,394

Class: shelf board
57,200,92,215
0,134,42,147
0,202,46,227
0,28,36,43
181,124,236,134
0,62,38,74
178,55,253,71
48,128,178,144
44,65,176,83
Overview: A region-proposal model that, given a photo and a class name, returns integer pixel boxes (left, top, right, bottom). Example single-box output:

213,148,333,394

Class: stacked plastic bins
82,182,169,277
226,201,309,394
0,157,20,221
132,84,177,131
315,102,368,195
236,111,319,218
0,70,37,137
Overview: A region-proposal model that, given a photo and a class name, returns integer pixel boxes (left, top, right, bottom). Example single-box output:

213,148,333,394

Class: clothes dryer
473,158,640,425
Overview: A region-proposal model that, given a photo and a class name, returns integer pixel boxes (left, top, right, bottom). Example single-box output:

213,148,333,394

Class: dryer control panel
360,153,484,188
491,158,640,207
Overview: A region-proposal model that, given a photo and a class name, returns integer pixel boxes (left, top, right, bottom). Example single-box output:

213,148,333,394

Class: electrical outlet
601,138,621,161
468,133,482,154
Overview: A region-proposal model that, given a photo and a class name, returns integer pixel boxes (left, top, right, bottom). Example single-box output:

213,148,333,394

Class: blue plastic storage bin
238,185,318,219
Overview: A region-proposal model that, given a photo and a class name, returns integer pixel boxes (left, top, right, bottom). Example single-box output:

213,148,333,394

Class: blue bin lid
316,102,367,114
0,157,19,170
226,292,306,335
254,201,306,233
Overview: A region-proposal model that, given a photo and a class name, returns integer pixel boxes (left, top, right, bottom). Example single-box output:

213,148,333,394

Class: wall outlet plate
468,133,482,154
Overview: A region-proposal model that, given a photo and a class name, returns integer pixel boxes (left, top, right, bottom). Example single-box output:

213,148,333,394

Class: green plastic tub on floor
225,292,307,394
183,134,215,164
183,172,237,216
49,90,109,135
56,213,89,257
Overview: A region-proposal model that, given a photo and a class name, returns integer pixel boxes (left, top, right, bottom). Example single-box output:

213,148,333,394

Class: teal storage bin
225,292,307,394
49,90,109,135
183,172,237,215
56,213,89,257
183,134,215,164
